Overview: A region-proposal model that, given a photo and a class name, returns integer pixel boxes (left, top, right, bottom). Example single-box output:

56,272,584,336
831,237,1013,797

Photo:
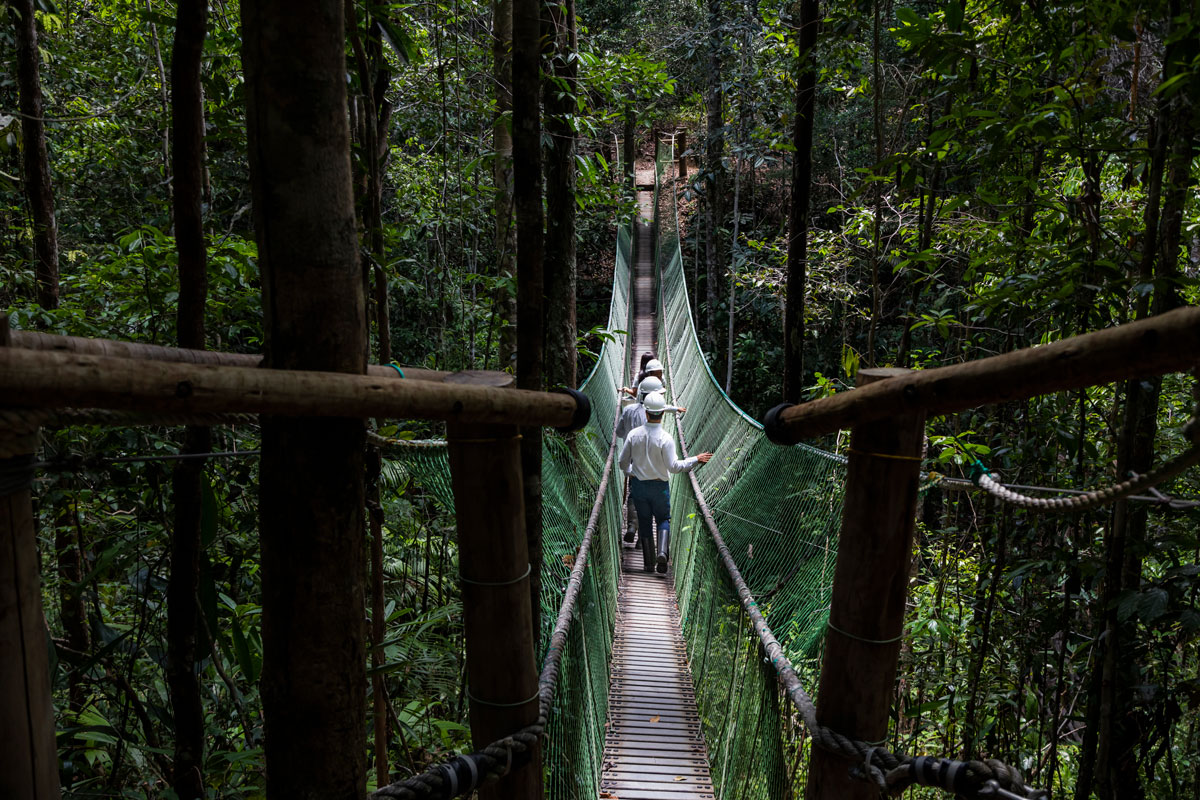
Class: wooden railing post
445,371,543,800
0,316,61,799
805,367,926,800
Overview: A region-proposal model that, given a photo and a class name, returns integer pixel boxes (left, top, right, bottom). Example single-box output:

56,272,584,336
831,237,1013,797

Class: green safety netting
383,143,851,798
380,224,634,799
652,143,848,798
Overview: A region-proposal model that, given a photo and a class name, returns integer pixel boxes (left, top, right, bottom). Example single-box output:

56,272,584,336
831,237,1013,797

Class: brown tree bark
54,502,88,714
494,0,518,368
1087,6,1198,797
703,0,725,352
346,4,396,783
167,1,210,796
12,0,59,310
544,0,578,390
783,0,817,402
513,0,545,642
241,1,368,796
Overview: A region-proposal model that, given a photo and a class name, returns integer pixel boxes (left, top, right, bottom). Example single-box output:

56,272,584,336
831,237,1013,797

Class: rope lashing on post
370,386,623,800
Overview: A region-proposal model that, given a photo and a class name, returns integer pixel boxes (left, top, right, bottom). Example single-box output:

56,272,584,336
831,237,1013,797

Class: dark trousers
629,477,670,571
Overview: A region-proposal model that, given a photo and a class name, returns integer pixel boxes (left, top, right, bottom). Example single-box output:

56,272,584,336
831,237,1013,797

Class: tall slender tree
166,1,210,796
513,0,546,640
544,0,578,390
1087,7,1199,797
12,0,59,310
494,0,518,369
783,0,818,402
241,0,368,795
703,0,726,352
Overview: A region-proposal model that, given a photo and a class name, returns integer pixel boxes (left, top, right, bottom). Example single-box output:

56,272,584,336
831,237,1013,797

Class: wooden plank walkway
600,547,714,799
601,184,714,799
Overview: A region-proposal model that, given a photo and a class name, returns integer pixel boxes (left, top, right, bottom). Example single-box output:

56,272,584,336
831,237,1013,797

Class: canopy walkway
4,140,1200,800
369,143,1200,800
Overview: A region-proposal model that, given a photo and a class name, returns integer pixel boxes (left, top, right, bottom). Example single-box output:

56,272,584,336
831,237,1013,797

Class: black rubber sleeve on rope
763,403,796,445
554,387,591,433
0,453,35,497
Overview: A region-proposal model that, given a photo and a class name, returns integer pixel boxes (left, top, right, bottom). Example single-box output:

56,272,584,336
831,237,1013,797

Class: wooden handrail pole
445,371,543,800
805,368,925,800
766,305,1200,442
0,348,584,429
9,329,451,382
0,316,62,799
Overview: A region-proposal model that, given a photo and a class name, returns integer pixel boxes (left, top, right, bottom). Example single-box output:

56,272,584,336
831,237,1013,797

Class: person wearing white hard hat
620,355,665,398
618,391,713,573
615,375,685,543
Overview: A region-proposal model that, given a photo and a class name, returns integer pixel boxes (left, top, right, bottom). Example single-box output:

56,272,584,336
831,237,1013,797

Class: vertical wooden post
676,129,688,179
805,367,925,800
0,316,62,799
445,371,543,800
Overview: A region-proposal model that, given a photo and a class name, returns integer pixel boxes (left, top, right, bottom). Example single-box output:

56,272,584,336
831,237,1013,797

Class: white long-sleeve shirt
615,401,683,441
618,422,699,482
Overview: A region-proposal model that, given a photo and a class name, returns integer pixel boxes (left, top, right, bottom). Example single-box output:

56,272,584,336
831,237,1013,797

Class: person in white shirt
618,391,713,573
615,375,685,543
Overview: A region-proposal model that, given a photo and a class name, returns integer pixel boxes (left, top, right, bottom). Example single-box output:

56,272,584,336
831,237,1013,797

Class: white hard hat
643,391,669,414
645,358,664,373
637,375,664,398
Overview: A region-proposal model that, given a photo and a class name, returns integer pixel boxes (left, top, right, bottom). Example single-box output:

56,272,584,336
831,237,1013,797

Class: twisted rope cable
973,412,1200,512
655,161,1046,800
370,379,623,799
366,431,448,449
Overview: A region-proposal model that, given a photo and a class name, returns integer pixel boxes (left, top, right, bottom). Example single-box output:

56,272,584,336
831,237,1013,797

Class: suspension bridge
3,140,1200,800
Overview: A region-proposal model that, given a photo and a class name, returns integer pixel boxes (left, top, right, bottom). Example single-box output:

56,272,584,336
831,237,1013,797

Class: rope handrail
370,218,636,798
654,143,1046,800
369,417,620,798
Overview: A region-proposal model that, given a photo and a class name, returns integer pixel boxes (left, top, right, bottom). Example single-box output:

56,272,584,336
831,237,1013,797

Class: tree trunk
12,0,59,310
346,3,396,784
622,102,636,188
167,1,210,796
241,1,368,796
1090,8,1197,795
493,0,518,368
783,0,817,402
55,501,88,713
513,0,545,640
703,0,725,353
544,0,577,390
724,152,740,393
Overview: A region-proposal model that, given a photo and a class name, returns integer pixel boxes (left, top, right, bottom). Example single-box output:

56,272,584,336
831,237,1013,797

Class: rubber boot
655,522,670,574
640,529,655,572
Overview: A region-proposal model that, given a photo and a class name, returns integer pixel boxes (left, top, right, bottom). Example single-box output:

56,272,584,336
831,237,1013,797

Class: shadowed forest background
2,0,1199,796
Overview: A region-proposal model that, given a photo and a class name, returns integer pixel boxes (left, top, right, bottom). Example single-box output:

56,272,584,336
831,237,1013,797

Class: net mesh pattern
653,144,847,798
382,224,634,799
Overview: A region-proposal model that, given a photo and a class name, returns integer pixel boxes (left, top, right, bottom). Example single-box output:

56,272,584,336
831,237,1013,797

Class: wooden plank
604,762,709,777
600,787,714,800
604,754,710,769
